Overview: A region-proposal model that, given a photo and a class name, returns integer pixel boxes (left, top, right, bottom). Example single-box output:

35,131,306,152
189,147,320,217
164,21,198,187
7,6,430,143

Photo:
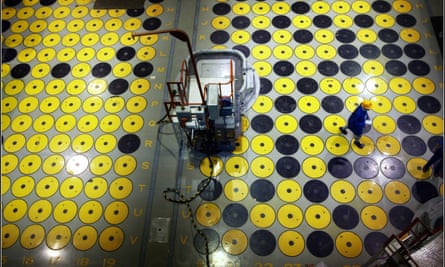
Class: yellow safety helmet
361,100,372,109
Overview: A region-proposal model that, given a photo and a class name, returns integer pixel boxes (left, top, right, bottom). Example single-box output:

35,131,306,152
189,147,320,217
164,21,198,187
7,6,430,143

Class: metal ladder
363,217,441,267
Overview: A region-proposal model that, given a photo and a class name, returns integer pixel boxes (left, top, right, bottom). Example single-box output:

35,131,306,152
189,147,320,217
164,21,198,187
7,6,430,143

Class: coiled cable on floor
163,155,215,267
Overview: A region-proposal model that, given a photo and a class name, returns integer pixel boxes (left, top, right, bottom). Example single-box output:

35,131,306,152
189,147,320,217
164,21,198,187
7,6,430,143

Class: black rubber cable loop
162,155,215,267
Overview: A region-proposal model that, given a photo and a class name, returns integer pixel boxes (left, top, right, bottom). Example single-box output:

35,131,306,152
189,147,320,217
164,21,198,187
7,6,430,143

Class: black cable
163,155,214,267
156,114,170,125
156,89,178,125
156,103,173,125
157,124,178,160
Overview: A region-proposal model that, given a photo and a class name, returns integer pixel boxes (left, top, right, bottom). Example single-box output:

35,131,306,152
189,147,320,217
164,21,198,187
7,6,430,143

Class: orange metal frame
164,59,235,125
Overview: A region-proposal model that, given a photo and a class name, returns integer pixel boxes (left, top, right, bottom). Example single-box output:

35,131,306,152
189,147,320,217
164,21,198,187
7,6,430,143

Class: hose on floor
163,155,215,267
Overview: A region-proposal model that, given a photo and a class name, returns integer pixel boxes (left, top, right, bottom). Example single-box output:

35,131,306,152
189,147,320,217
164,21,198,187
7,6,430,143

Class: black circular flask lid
92,62,112,78
338,44,359,59
297,78,318,94
250,230,276,256
275,96,297,113
193,229,219,254
397,115,421,134
418,96,441,114
303,180,329,203
322,95,344,113
293,29,313,44
354,157,379,179
210,31,230,44
335,29,356,43
259,78,272,95
273,61,294,76
306,231,334,257
364,232,389,256
272,15,291,29
380,157,406,179
117,47,136,61
396,14,417,27
378,29,399,43
251,114,273,133
232,16,250,29
360,44,381,59
252,30,271,44
51,63,71,78
313,15,332,28
291,1,310,14
134,62,154,77
118,134,141,153
40,0,56,6
4,0,21,6
354,14,374,28
127,8,145,17
412,181,439,204
223,203,248,227
299,115,322,134
340,61,361,76
385,60,407,76
333,205,359,230
401,136,427,156
382,44,403,59
143,17,162,31
108,79,129,95
250,179,275,202
328,157,353,179
212,3,231,15
198,178,222,201
233,45,250,58
404,44,425,59
276,156,300,178
427,136,443,152
408,60,430,76
2,48,17,62
389,206,414,231
2,20,11,32
11,63,31,79
318,61,339,76
275,135,299,155
372,0,392,13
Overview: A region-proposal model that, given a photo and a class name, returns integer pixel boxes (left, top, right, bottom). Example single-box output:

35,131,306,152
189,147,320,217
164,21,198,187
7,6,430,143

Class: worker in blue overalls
339,100,372,149
423,138,443,177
